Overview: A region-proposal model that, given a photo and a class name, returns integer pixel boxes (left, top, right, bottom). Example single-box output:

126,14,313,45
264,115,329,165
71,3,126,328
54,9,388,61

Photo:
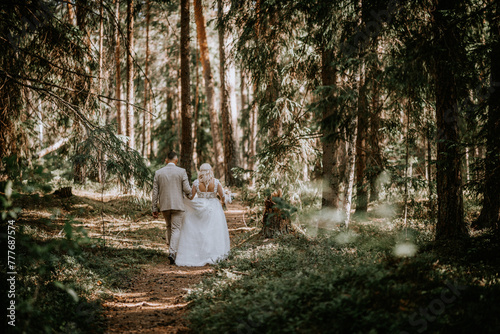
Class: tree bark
355,62,368,214
426,123,436,214
193,41,200,170
98,0,103,103
321,47,342,209
37,137,72,159
240,69,247,168
98,0,105,183
475,2,500,230
261,190,292,238
344,125,357,228
246,0,261,185
266,11,281,139
126,0,135,149
218,0,238,186
73,0,88,184
229,61,239,160
354,0,370,214
249,82,258,183
180,0,193,178
114,0,123,135
193,0,224,177
142,0,151,160
368,55,383,203
431,0,467,240
76,0,87,31
67,1,76,25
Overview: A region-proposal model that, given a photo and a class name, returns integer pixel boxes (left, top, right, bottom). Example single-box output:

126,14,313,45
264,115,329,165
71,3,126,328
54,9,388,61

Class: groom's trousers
162,210,185,259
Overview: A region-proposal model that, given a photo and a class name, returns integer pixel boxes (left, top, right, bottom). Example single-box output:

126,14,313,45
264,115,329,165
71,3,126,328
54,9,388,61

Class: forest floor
12,188,500,333
103,201,251,333
13,187,254,333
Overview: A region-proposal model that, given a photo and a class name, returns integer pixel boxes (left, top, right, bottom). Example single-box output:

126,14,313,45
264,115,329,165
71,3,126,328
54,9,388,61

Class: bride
175,163,231,266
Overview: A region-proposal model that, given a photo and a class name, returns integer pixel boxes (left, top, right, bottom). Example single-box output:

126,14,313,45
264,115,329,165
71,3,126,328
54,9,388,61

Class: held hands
152,212,159,219
224,188,233,204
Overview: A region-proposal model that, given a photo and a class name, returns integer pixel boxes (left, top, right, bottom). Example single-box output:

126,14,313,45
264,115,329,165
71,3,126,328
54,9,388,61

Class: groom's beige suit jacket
152,163,192,212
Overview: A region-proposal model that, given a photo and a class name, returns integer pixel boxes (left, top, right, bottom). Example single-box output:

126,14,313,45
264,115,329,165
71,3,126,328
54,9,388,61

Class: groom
152,151,192,265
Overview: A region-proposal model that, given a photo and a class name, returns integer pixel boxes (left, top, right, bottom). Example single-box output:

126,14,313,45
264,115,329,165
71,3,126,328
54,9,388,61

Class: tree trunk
344,126,357,228
38,104,43,148
229,62,239,161
76,0,87,31
247,0,261,185
321,47,342,209
37,137,71,159
193,41,200,170
426,124,436,214
249,82,258,184
475,2,500,230
114,0,123,135
67,1,75,25
240,69,248,169
431,0,467,240
218,0,238,186
176,66,181,153
73,0,88,184
98,0,103,105
262,190,292,238
354,0,371,214
98,0,105,184
266,11,281,139
180,0,193,178
126,0,135,149
355,62,368,214
193,0,224,177
167,91,175,152
368,56,383,203
403,98,411,227
142,0,151,160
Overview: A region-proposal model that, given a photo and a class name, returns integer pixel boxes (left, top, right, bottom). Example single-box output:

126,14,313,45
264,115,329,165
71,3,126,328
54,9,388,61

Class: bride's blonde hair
198,163,214,187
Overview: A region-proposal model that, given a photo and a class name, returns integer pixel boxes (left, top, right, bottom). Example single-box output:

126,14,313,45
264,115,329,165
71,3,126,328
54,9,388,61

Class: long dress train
175,179,230,266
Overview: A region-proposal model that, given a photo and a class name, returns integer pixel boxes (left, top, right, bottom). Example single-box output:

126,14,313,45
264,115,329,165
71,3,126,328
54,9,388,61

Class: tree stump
54,187,73,198
261,189,293,238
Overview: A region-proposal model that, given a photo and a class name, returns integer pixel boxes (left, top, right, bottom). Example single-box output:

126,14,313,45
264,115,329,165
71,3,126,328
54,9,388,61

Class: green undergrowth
2,196,165,334
186,226,500,334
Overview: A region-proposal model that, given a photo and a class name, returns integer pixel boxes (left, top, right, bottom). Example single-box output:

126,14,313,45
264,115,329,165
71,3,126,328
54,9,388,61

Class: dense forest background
1,0,500,333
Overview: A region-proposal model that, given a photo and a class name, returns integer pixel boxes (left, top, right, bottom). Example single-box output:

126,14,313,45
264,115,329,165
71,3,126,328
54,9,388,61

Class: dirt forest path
104,202,252,333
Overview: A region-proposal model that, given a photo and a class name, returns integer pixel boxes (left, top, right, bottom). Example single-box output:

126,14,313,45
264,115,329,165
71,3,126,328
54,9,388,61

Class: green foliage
194,99,215,167
0,156,56,222
2,155,55,195
73,126,153,191
0,180,21,220
0,0,98,160
153,117,178,164
186,227,500,333
2,218,104,333
2,190,166,333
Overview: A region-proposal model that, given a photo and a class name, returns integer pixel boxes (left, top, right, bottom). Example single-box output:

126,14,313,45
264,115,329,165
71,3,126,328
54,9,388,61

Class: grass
186,221,500,334
4,189,166,333
5,184,500,334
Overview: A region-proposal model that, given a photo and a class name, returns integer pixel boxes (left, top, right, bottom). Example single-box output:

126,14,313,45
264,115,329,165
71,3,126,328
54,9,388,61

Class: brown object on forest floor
54,187,72,198
261,189,293,239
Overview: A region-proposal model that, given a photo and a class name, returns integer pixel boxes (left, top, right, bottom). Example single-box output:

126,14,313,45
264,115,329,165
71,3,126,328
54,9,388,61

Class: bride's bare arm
189,185,196,200
217,183,224,201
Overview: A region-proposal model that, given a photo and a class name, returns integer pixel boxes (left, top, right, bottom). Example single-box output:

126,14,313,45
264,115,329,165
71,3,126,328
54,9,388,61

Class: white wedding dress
175,179,230,266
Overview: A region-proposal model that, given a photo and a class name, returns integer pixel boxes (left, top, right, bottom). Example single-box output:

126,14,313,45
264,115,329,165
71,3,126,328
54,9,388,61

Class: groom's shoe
168,255,175,265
